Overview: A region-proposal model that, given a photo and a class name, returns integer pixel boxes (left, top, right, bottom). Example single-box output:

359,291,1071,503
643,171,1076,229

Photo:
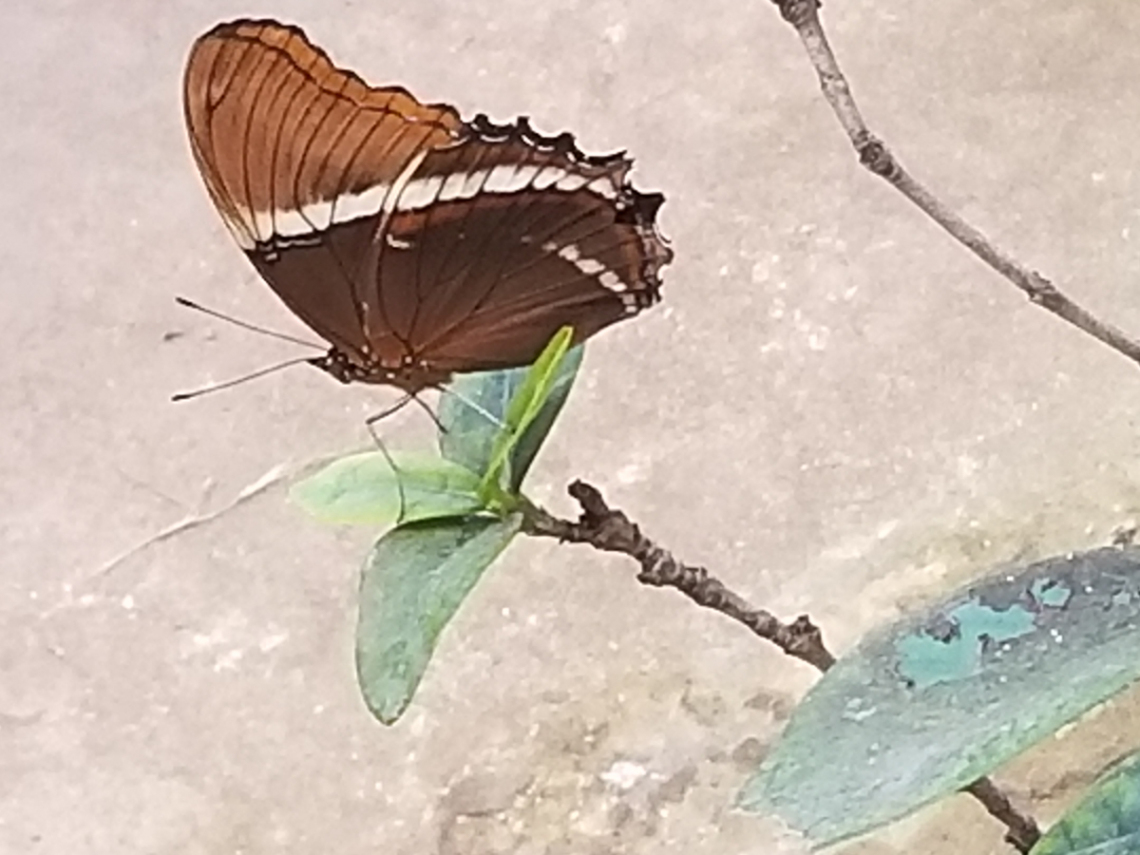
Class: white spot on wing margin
554,242,629,293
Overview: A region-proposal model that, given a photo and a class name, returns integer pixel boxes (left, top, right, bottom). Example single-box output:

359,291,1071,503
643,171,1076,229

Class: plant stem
522,481,834,670
524,479,1040,852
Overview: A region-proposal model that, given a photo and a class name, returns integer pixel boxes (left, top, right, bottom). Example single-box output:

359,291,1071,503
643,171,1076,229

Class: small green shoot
477,325,574,500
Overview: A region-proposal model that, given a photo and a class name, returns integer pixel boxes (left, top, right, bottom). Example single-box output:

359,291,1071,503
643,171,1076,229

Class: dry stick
524,481,1038,853
522,481,835,671
770,2,1048,848
773,0,1140,367
965,779,1041,854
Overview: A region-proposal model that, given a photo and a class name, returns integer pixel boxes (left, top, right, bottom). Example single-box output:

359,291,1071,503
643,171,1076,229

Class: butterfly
182,19,672,394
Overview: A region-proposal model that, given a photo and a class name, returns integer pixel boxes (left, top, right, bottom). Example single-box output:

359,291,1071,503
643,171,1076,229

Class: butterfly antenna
175,296,324,350
171,356,315,401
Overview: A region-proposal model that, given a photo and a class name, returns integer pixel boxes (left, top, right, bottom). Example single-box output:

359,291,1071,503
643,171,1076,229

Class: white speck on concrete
600,760,647,790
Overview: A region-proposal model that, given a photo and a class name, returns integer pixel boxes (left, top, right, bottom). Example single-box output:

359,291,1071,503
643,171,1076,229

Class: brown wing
182,19,463,362
372,116,672,373
183,20,671,386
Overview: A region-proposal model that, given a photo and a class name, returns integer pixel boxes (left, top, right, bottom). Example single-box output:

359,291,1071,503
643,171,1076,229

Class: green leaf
356,513,523,724
738,546,1140,847
438,335,581,492
289,451,485,527
1032,751,1140,854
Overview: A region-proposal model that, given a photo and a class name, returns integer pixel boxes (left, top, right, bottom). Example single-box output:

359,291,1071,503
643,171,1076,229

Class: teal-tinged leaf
356,513,522,724
290,451,485,526
1032,751,1140,854
438,338,582,491
437,370,512,475
738,547,1140,847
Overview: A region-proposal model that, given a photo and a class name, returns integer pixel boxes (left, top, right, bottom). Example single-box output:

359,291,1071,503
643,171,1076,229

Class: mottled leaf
739,547,1140,847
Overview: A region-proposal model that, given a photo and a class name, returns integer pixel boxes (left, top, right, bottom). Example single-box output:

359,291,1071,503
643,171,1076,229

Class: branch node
773,0,820,27
1024,272,1060,307
857,137,896,178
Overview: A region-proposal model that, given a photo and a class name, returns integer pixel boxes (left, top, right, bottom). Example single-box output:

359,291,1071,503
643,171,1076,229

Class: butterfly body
307,347,452,393
183,19,671,392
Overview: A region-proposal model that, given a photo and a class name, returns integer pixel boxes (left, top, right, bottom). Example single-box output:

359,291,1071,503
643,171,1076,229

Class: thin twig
522,481,835,670
88,463,290,581
772,0,1140,366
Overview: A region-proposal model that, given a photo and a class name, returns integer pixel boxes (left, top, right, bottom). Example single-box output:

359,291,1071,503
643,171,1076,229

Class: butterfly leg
362,393,447,525
364,397,414,525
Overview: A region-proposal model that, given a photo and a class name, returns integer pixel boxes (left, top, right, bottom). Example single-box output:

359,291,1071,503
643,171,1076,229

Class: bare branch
522,480,835,671
771,0,1140,366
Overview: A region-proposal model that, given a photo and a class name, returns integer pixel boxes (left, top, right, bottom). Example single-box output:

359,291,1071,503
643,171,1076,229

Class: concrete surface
5,1,1140,853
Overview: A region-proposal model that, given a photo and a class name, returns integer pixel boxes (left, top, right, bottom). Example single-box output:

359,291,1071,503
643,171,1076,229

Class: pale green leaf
290,451,484,527
356,514,523,724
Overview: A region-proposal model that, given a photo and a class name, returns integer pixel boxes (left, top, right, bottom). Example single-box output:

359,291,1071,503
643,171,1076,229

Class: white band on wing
230,161,622,250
